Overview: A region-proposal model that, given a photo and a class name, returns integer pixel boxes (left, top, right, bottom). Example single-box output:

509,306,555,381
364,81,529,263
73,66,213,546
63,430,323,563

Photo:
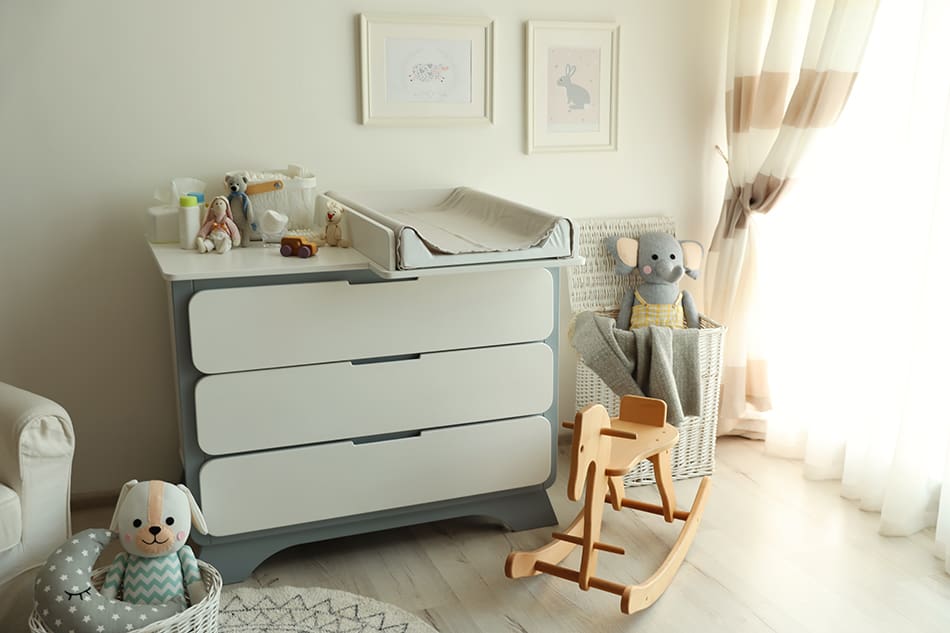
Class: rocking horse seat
602,419,677,477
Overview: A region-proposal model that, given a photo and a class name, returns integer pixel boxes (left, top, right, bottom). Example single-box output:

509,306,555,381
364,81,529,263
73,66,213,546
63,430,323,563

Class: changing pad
324,188,576,271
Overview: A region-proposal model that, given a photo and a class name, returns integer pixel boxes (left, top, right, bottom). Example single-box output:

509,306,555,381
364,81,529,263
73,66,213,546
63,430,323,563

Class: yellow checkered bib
629,288,685,329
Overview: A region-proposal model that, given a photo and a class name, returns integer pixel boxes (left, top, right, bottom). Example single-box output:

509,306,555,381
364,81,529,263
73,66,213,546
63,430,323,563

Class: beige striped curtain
706,0,878,437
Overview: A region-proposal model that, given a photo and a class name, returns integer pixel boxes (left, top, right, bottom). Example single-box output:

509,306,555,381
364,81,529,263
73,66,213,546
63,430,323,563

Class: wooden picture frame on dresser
148,242,571,582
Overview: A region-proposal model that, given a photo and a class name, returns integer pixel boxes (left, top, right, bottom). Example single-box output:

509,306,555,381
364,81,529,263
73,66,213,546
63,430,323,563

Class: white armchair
0,382,75,623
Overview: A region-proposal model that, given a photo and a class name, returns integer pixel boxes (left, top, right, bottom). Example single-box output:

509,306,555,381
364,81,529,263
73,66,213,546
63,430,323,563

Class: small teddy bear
316,200,351,248
100,480,209,611
196,195,241,254
225,171,256,245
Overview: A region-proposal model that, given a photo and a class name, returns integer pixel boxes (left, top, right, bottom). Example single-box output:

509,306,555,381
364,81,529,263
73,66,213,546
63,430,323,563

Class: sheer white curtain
760,0,950,572
706,0,878,438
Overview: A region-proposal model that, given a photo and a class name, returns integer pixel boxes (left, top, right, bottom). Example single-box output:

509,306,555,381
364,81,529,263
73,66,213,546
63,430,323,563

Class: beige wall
0,0,728,494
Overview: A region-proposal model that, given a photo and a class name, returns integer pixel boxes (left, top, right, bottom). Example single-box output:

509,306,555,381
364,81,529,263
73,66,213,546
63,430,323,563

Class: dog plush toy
196,195,241,254
606,232,704,330
225,171,256,244
100,480,209,611
316,200,351,248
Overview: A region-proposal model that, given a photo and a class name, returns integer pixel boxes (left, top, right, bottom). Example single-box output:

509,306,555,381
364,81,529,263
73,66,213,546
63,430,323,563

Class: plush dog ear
109,480,139,533
177,484,209,535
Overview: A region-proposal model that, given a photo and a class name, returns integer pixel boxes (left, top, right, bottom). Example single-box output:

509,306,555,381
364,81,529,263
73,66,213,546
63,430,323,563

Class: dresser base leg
196,540,276,585
486,489,558,532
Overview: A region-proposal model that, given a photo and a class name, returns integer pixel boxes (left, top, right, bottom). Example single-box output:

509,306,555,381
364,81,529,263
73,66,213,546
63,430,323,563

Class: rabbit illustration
557,64,591,110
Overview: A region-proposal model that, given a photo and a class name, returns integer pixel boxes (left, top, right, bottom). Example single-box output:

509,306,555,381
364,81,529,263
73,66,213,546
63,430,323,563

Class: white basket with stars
28,560,221,633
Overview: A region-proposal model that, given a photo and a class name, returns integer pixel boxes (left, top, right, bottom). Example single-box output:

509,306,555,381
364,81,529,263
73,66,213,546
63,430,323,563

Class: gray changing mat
325,187,576,271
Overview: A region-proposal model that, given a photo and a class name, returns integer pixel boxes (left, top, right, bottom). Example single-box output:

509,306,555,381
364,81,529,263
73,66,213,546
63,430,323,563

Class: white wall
0,0,728,495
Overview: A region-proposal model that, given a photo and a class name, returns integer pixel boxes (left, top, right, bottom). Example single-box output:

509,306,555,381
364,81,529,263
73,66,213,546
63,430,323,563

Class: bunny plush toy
606,232,705,330
196,195,241,254
101,480,209,611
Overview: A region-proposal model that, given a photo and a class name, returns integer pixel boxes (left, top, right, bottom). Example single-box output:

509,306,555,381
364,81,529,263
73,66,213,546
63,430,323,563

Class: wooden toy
279,235,319,258
505,395,710,614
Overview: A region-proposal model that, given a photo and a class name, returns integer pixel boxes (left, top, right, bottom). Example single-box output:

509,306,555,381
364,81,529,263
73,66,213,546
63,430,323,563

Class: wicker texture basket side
29,560,222,633
574,315,724,485
567,216,676,314
568,217,725,486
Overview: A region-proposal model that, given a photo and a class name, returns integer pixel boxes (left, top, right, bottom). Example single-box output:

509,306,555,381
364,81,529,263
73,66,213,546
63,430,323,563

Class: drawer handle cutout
346,277,418,286
351,353,421,366
352,430,422,445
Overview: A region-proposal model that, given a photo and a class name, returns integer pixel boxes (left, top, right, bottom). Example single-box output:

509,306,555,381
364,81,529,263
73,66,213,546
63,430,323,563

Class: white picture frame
526,21,619,153
360,14,494,126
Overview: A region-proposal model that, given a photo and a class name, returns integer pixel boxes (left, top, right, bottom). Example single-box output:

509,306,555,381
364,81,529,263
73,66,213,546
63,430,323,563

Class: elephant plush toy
606,232,704,330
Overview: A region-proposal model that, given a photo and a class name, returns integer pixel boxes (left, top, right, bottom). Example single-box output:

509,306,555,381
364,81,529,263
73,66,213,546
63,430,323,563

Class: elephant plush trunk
657,263,684,283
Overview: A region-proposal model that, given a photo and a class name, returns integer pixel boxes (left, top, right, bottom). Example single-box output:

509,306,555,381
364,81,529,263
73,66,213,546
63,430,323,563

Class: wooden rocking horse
505,395,711,614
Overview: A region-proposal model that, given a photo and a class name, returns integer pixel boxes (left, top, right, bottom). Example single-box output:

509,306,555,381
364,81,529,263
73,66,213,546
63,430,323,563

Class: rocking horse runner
505,395,711,614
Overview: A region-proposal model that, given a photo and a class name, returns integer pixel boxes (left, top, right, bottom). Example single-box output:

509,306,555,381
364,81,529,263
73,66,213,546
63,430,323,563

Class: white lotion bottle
178,195,200,249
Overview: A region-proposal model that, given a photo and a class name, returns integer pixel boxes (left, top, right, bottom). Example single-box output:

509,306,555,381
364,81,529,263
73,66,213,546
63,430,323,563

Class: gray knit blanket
571,311,702,426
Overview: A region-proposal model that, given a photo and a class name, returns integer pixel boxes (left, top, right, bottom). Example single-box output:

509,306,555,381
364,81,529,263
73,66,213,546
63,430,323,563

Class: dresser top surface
149,241,582,282
148,242,373,281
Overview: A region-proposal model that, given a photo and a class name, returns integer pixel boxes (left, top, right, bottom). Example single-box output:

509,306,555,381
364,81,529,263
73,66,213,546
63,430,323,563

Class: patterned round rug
218,585,438,633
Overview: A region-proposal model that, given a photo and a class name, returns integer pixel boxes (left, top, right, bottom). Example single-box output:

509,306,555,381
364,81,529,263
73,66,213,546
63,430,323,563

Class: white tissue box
146,205,180,243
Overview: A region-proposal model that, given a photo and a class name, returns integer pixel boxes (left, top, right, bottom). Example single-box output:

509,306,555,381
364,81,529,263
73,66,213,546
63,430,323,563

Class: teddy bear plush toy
316,200,351,248
225,171,256,245
606,231,704,330
195,195,241,253
100,480,209,611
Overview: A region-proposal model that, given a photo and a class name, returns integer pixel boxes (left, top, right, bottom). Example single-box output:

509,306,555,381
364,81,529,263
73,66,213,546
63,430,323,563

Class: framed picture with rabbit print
525,21,619,153
360,14,494,126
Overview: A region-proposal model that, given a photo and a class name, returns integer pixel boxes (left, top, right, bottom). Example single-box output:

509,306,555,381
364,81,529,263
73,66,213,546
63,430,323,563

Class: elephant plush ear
605,236,638,275
615,238,640,268
109,480,139,532
680,240,705,279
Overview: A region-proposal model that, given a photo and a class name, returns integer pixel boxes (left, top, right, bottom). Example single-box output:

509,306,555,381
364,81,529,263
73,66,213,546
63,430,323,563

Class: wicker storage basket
28,560,222,633
568,216,725,486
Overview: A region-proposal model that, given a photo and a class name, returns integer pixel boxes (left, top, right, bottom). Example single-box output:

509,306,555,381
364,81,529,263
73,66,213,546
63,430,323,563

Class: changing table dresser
149,242,575,582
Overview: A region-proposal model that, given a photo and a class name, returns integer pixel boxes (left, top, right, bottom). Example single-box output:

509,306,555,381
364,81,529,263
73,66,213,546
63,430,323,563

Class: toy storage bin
567,216,726,486
29,560,222,633
244,165,319,230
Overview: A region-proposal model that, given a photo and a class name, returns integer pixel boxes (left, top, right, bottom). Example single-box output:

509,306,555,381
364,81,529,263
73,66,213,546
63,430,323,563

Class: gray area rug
218,585,438,633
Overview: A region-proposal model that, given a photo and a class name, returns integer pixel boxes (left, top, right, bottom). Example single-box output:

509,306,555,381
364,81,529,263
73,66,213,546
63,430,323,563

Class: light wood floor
73,436,950,633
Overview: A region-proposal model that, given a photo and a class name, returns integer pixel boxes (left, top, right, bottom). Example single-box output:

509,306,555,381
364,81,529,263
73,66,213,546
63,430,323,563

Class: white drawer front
195,343,553,454
189,268,553,373
198,416,553,536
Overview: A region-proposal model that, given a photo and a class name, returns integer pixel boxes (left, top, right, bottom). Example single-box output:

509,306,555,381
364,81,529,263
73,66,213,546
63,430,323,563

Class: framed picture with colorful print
360,14,494,126
526,21,619,153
